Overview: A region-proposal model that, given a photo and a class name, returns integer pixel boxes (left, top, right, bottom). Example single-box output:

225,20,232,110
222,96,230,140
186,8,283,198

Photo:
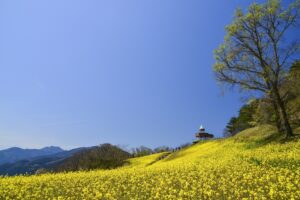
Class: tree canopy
214,0,300,137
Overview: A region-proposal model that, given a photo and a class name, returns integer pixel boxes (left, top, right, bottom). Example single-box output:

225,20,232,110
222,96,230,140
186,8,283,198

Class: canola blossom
0,126,299,199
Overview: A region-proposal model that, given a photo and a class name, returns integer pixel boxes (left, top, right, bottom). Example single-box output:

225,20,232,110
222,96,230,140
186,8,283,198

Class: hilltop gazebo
194,125,214,142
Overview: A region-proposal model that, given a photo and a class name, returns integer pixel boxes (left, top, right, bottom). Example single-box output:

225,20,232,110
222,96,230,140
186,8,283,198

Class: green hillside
127,125,299,167
0,126,299,199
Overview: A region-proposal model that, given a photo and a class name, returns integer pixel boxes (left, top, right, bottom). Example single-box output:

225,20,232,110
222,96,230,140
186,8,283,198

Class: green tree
224,117,238,137
252,98,276,126
286,61,300,126
214,0,300,138
224,99,258,137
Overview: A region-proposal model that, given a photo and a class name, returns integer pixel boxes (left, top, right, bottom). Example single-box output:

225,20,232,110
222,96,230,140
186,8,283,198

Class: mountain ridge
0,146,64,165
0,144,132,176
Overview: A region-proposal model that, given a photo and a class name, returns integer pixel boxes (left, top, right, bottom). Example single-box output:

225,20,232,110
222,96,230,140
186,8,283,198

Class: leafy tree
286,60,300,126
224,117,238,137
131,146,153,157
214,0,300,138
224,100,258,137
252,98,276,126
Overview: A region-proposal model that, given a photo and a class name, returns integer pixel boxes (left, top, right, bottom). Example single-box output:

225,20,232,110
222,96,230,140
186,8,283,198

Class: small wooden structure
194,125,214,142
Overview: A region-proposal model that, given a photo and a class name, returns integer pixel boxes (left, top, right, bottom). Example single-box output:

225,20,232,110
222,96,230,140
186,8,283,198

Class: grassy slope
125,152,169,167
127,125,299,168
0,125,299,199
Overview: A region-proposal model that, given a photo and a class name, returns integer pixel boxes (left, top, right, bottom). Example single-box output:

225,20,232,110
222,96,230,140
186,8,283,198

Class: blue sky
0,0,277,150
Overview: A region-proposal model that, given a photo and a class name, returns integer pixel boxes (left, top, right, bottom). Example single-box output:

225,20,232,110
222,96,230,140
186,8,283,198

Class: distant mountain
0,146,64,165
0,144,132,176
0,147,86,176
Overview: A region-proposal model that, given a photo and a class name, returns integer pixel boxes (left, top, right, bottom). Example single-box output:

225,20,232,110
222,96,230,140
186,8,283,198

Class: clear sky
0,0,280,150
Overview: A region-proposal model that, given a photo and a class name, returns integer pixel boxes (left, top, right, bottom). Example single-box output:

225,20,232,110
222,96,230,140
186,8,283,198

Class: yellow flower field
0,125,299,199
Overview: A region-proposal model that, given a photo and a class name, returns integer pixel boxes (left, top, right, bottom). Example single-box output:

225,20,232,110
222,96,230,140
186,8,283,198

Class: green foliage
225,61,300,137
224,117,238,137
224,99,258,137
214,0,300,137
252,98,275,125
286,61,300,127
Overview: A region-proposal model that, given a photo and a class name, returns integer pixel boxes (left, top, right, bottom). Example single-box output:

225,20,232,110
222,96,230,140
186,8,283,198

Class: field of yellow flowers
0,125,299,199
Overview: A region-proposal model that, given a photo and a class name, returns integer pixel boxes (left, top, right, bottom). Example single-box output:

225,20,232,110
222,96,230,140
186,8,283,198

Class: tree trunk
273,89,294,138
271,99,283,133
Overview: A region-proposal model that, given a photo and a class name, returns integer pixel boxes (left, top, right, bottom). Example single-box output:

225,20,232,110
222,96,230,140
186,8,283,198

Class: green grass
127,125,300,167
